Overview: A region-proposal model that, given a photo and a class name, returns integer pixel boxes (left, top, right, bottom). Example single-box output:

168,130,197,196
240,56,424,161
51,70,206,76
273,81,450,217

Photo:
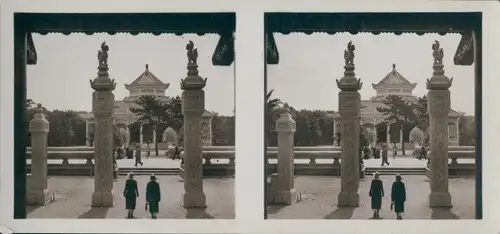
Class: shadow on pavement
26,206,42,215
266,205,287,215
430,207,459,219
185,208,214,219
77,207,111,219
324,207,356,219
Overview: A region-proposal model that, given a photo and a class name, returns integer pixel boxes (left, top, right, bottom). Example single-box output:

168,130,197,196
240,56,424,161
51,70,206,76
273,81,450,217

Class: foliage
130,95,183,155
26,99,87,147
459,115,475,146
211,114,235,146
266,89,283,146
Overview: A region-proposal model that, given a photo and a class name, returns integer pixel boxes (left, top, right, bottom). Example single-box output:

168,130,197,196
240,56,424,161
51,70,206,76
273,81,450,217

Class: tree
459,115,475,146
266,89,282,146
130,95,174,156
376,95,414,155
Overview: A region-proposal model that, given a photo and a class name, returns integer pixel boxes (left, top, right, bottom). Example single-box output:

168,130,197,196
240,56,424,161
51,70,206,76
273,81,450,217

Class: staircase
118,167,180,176
365,167,426,175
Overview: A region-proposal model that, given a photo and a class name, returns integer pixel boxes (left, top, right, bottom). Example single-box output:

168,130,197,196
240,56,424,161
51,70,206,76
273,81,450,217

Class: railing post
90,42,115,207
27,104,51,205
273,106,297,205
427,41,453,208
336,41,361,207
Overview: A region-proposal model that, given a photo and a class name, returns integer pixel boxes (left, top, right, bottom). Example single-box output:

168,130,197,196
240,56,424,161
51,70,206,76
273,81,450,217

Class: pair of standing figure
123,172,161,219
369,172,406,220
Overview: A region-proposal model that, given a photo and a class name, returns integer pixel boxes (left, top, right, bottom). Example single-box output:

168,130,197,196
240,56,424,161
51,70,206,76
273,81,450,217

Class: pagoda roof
372,64,416,88
126,64,169,89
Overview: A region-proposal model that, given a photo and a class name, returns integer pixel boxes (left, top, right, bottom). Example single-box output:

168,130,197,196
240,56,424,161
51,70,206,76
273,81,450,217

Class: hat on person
374,171,380,179
128,172,134,179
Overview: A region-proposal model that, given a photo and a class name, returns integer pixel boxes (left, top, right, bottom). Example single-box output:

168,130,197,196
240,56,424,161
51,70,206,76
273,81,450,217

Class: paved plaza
267,175,475,219
27,175,235,219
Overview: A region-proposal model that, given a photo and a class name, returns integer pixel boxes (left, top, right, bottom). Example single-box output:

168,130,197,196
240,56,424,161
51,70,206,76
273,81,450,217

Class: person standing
134,143,144,167
381,143,390,166
391,174,406,220
392,143,398,159
146,144,151,159
369,172,384,218
146,174,161,219
123,172,139,219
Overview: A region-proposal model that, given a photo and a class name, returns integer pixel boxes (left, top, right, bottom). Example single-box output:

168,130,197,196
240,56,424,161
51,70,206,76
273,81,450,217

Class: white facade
329,64,461,148
80,64,214,148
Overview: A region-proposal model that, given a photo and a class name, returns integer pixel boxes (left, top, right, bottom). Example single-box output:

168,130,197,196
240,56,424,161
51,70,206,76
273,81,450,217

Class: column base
183,191,207,208
429,191,452,208
274,188,297,205
337,191,360,207
91,191,115,207
26,189,51,206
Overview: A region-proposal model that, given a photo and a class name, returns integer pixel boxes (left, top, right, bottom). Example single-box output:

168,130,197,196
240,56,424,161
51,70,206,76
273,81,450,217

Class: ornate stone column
386,123,391,144
85,119,91,146
27,104,51,205
332,119,337,146
274,106,297,204
90,41,116,207
400,127,404,148
139,124,144,146
427,40,453,208
336,41,362,207
153,129,157,149
181,41,207,208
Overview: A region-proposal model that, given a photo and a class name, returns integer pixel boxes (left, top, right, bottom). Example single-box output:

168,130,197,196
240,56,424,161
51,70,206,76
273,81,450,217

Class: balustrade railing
26,146,475,168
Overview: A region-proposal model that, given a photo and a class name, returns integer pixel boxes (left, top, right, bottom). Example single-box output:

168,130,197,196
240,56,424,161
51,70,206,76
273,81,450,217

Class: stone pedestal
181,58,207,208
336,54,362,207
273,108,297,205
427,51,453,208
90,55,116,207
27,104,51,205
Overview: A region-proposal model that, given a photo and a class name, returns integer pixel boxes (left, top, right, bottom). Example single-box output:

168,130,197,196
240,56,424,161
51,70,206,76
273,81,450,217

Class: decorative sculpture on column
274,105,297,205
89,41,116,207
427,40,453,208
336,41,362,207
181,40,207,208
27,104,52,205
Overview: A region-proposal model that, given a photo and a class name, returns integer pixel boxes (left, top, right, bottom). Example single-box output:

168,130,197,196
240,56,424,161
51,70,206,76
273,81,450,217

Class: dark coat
146,181,161,213
391,181,406,213
135,148,142,162
123,179,139,209
369,179,384,209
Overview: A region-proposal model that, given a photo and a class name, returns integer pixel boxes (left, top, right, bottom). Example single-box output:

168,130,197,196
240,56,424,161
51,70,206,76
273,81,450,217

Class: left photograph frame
14,12,236,219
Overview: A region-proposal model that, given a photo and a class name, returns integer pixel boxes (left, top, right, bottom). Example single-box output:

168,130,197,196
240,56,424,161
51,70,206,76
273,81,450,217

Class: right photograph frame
263,12,482,220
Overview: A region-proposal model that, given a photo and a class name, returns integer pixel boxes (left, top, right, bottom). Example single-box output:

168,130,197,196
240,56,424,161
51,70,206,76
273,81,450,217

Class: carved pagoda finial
186,40,198,65
97,41,109,66
432,40,444,65
344,41,355,66
426,40,452,90
34,103,43,114
282,103,291,114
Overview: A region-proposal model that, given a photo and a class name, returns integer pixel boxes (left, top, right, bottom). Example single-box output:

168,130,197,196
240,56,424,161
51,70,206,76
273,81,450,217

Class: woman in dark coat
391,174,406,220
146,174,161,219
369,172,384,218
123,172,139,218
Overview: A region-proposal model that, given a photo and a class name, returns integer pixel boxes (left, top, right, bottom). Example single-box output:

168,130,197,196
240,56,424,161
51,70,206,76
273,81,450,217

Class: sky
27,33,235,116
267,33,475,115
27,33,475,116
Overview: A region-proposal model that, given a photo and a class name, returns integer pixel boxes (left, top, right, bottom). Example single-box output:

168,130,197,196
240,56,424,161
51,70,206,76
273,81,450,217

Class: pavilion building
80,64,214,148
329,63,461,148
